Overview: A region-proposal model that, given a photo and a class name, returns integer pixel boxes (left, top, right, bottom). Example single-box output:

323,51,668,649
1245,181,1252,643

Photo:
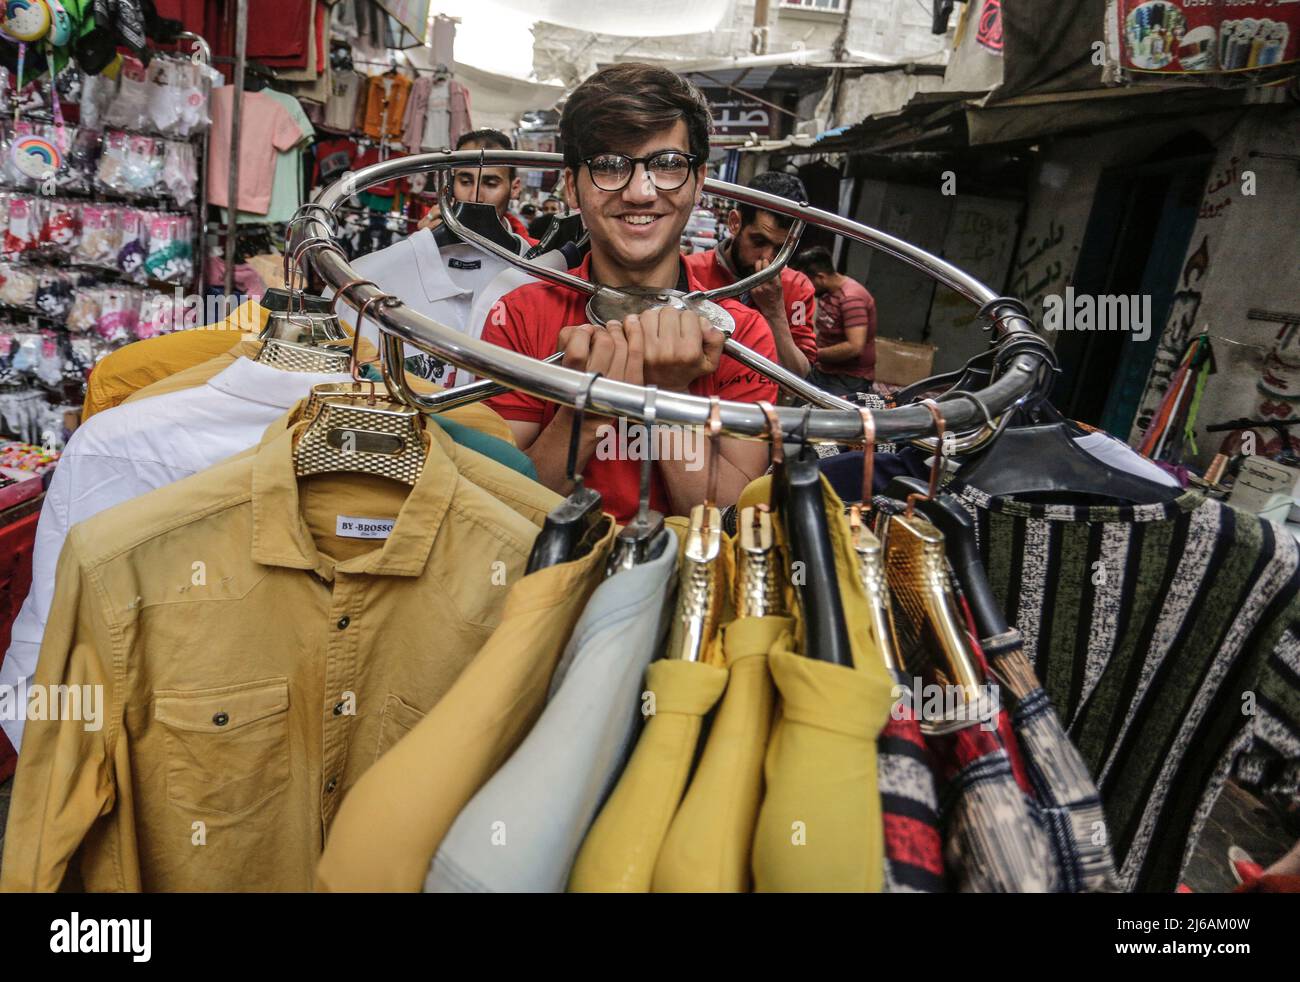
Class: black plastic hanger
952,396,1179,505
526,375,609,573
526,213,587,261
893,347,996,406
242,62,272,92
260,289,333,314
773,413,854,668
434,200,521,254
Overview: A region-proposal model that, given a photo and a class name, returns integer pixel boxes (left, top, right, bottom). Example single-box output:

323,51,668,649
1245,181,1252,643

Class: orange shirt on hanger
362,73,414,140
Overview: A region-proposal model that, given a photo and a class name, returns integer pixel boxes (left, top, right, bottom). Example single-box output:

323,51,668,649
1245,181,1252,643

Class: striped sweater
949,484,1300,892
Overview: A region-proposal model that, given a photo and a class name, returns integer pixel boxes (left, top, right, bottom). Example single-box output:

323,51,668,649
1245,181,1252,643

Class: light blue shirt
426,529,679,892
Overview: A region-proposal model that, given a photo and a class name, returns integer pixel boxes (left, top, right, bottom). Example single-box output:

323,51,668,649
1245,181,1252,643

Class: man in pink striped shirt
792,245,878,398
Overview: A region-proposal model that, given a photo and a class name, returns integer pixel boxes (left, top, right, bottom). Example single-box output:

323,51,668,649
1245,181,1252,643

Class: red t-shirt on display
683,246,818,366
815,278,876,379
483,255,780,523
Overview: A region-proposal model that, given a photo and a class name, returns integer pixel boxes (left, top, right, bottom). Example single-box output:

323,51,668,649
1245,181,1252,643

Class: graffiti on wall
929,199,1019,363
1009,218,1069,311
1198,154,1240,219
977,0,1004,54
1132,235,1210,436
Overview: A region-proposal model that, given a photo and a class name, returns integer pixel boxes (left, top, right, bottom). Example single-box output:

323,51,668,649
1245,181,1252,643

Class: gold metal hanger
292,287,427,487
846,406,901,673
733,401,789,619
256,238,353,373
878,400,987,732
666,398,725,661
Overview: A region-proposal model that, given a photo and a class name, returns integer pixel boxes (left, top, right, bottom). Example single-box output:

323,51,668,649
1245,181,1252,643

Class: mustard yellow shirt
740,475,895,893
0,414,548,892
315,519,614,892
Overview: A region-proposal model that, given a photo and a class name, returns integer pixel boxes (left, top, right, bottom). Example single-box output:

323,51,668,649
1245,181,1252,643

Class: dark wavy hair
738,171,808,230
456,128,515,178
560,63,712,172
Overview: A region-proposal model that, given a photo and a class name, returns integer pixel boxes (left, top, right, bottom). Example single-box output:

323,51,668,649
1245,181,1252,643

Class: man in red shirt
482,64,778,522
417,128,538,248
684,170,817,377
792,245,877,398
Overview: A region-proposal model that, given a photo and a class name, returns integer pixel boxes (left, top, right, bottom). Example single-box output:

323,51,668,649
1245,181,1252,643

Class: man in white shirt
340,229,566,388
341,128,568,387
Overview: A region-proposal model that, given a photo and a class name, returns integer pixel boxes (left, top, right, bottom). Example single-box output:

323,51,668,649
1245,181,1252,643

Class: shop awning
404,46,566,131
804,80,1274,155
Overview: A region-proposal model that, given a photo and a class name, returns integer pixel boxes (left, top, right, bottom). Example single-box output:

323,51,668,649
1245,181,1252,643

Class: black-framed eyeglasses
582,151,700,192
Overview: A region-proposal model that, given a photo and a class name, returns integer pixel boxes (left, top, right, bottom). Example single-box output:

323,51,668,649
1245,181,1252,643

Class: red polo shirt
683,246,818,366
483,255,780,522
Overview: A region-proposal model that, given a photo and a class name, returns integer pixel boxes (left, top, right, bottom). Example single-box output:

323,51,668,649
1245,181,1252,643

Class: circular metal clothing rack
291,150,1053,446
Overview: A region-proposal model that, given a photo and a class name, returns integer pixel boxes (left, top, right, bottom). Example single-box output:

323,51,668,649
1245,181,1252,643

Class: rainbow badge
11,134,62,179
1,1,52,43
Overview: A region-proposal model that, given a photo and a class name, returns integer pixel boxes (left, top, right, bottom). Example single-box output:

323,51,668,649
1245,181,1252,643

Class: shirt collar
572,253,695,293
206,356,353,411
250,414,458,578
713,239,740,280
409,228,475,304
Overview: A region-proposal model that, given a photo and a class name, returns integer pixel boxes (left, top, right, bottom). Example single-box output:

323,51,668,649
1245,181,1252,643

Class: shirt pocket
375,693,426,761
154,678,291,816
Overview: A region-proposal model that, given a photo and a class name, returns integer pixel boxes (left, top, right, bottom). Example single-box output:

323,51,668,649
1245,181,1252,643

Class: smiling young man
683,170,818,378
482,63,778,522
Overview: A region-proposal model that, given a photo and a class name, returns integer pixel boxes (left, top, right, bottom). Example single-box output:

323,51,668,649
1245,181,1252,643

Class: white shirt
0,356,351,750
342,228,568,389
1074,430,1181,488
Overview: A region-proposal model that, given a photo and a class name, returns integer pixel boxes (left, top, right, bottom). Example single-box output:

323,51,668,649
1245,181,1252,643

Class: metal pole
287,152,1049,445
176,31,211,301
224,0,248,298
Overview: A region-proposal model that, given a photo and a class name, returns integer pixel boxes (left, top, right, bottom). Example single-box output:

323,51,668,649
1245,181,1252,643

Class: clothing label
447,257,481,270
336,516,396,539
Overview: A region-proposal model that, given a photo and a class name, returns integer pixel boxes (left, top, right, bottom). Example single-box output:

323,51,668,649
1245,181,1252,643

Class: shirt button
337,616,350,629
212,712,229,727
333,701,346,716
326,777,338,792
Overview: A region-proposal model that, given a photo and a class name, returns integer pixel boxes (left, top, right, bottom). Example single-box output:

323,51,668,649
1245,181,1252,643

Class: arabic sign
1199,154,1243,219
1115,1,1300,74
709,98,772,136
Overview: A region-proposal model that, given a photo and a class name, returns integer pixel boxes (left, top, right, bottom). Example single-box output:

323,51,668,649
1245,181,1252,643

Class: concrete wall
1128,106,1300,464
992,104,1300,465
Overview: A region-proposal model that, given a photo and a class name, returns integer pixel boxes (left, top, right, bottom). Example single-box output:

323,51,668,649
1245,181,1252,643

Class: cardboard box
874,337,937,387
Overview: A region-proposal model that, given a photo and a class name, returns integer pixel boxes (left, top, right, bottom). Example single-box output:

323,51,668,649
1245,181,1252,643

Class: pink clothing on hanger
449,81,472,146
205,256,268,299
208,87,307,214
403,75,433,151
